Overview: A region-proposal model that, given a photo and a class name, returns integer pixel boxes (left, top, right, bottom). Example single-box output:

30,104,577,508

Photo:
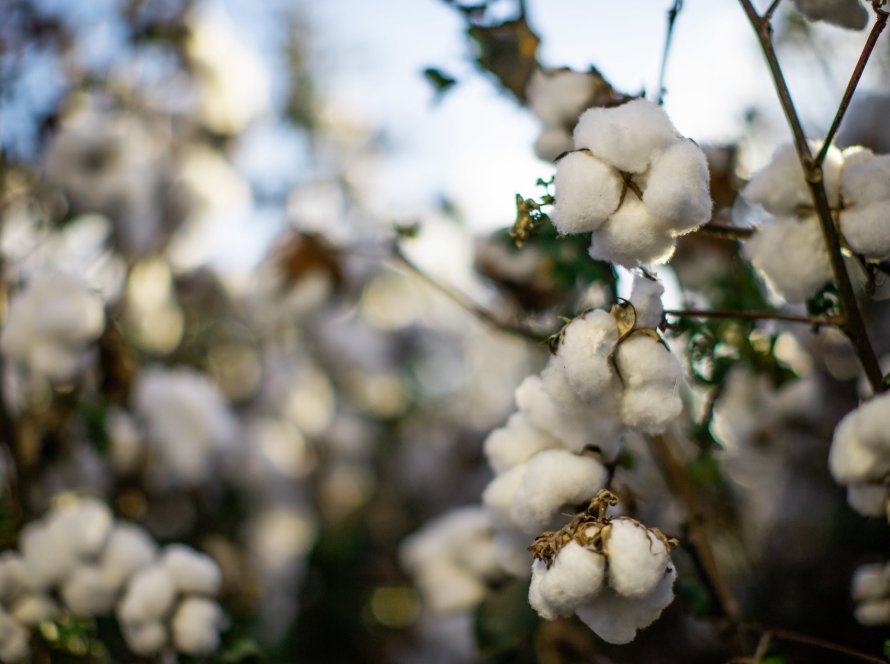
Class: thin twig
664,308,841,326
763,0,783,22
816,6,889,166
740,624,886,664
656,0,683,105
738,0,886,393
391,242,549,343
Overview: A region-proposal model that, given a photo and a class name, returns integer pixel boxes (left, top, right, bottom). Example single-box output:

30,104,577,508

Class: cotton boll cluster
400,508,509,613
791,0,868,30
526,68,620,161
828,391,890,519
117,545,225,656
851,561,890,625
550,99,712,267
0,272,105,382
528,490,676,644
133,367,240,488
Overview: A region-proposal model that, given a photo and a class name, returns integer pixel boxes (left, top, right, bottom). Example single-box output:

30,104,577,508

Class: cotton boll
841,148,890,205
855,599,890,626
629,277,665,329
0,610,29,663
852,563,889,601
643,140,712,234
161,545,221,596
615,335,682,388
482,465,525,527
529,540,606,619
11,594,57,627
555,310,618,401
100,523,158,590
61,565,117,616
534,128,573,162
413,557,487,613
20,521,78,589
792,0,868,30
172,597,225,656
483,412,561,474
841,202,890,259
605,518,670,598
118,564,177,624
122,620,167,656
573,99,679,173
493,530,533,578
744,215,833,303
620,385,684,434
551,151,622,234
847,483,887,518
510,450,608,534
743,142,843,214
540,356,585,410
49,497,114,558
829,414,886,485
527,68,598,128
589,199,677,267
576,564,676,644
0,554,30,605
400,507,494,571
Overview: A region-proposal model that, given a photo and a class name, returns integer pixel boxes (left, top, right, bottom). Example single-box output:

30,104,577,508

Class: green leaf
474,579,538,657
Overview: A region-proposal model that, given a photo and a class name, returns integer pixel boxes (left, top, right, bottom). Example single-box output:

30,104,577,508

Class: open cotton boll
744,215,833,303
49,497,114,559
0,610,29,663
615,335,681,389
11,594,57,627
61,565,117,616
620,384,684,434
551,151,622,234
852,563,890,601
515,375,606,453
576,564,676,644
100,523,158,590
841,202,890,259
0,554,30,605
161,545,221,596
541,357,586,409
510,450,608,534
172,597,225,656
829,412,887,485
743,142,843,214
629,277,665,329
856,599,890,625
841,148,890,204
118,564,177,624
527,68,598,128
481,465,525,527
414,557,487,613
529,541,605,620
122,620,167,656
605,518,670,598
400,507,493,571
847,483,887,518
573,99,679,174
484,412,561,474
791,0,868,29
554,310,618,401
589,199,676,267
643,140,712,234
20,521,78,589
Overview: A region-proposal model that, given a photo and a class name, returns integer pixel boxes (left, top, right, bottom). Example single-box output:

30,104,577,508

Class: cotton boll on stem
841,148,890,205
171,597,226,656
118,564,177,624
550,151,622,234
604,518,670,598
628,276,665,330
122,621,167,657
100,523,158,590
554,310,618,401
161,545,221,596
483,412,560,474
841,202,890,260
589,199,676,268
529,541,605,619
643,140,712,235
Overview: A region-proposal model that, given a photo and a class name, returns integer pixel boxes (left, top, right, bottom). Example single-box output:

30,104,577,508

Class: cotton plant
549,99,713,267
828,390,890,519
851,561,890,626
528,490,677,644
791,0,869,30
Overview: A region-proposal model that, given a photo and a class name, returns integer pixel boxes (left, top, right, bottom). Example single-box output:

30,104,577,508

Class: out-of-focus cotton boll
118,564,177,624
837,148,890,259
529,540,605,620
573,99,679,174
171,597,226,656
841,202,890,259
510,450,608,534
589,198,677,267
0,554,30,606
791,0,868,29
0,272,105,382
852,561,890,625
643,140,712,234
100,524,158,590
122,620,167,657
743,215,833,303
839,94,890,153
483,413,560,474
534,128,573,163
553,310,618,401
107,409,145,474
49,497,114,559
575,564,676,644
411,558,487,614
133,367,239,487
614,335,684,433
743,142,843,214
847,483,887,518
19,522,78,590
604,518,670,598
0,610,30,663
551,151,622,234
840,148,890,204
10,594,57,628
162,545,222,596
60,565,117,616
481,465,525,527
628,276,665,329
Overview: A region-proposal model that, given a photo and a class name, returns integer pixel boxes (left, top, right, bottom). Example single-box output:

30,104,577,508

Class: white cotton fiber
527,68,597,128
11,594,58,627
554,310,618,401
629,276,665,329
551,151,623,234
841,148,890,205
413,557,487,614
483,412,560,474
744,215,833,303
573,99,679,174
743,142,843,214
171,597,225,656
643,139,712,234
829,413,885,484
575,564,676,644
0,610,29,663
118,564,177,624
847,483,887,518
510,450,607,534
589,199,677,267
534,127,573,162
481,465,525,527
49,497,114,559
541,356,586,409
792,0,868,29
100,523,158,590
841,202,890,259
529,541,605,620
605,518,670,598
855,599,890,626
61,565,117,616
515,375,597,452
161,545,221,596
852,563,889,601
19,521,78,589
122,620,167,656
615,335,683,433
0,554,30,606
